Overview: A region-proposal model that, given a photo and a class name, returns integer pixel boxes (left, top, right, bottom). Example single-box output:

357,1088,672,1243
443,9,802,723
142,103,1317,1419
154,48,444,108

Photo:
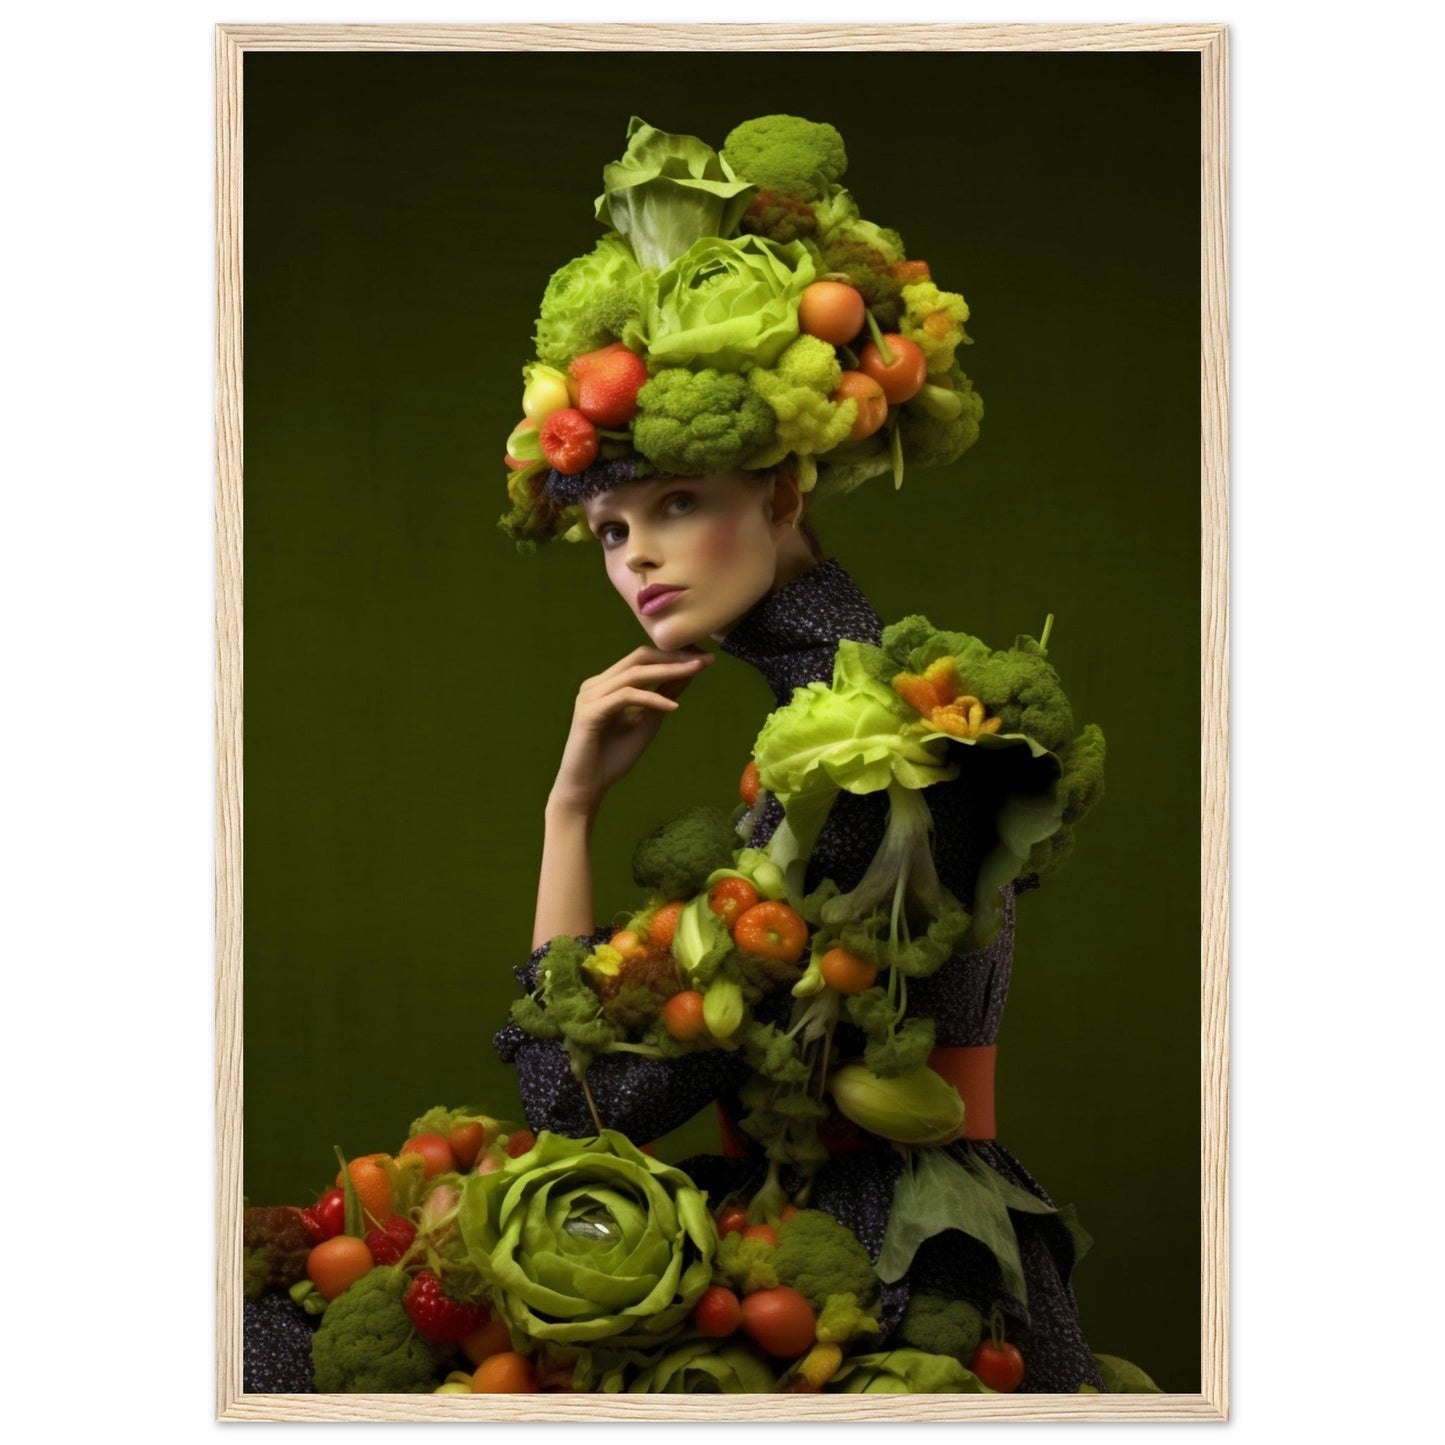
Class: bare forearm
531,796,599,950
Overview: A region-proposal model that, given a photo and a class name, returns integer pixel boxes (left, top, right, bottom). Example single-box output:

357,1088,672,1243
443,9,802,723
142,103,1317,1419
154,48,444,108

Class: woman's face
582,471,795,649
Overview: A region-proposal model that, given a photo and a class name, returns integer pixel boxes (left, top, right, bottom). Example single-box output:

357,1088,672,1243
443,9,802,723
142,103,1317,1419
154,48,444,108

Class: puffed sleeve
492,933,752,1143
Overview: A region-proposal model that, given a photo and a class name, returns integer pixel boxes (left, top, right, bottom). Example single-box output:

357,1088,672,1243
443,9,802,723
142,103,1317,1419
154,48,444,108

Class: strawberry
364,1214,418,1266
403,1269,489,1346
539,408,599,475
570,343,648,428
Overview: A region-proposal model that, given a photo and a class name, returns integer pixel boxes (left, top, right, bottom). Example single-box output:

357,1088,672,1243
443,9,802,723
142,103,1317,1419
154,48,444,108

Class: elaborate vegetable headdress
501,115,984,546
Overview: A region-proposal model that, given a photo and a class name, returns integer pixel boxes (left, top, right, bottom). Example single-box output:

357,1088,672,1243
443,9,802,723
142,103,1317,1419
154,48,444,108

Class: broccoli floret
746,336,858,467
896,363,984,469
820,237,903,326
774,1209,879,1311
815,1291,882,1348
533,233,645,369
511,934,623,1077
741,190,819,245
310,1266,447,1393
633,368,776,477
1024,722,1105,878
715,1230,782,1296
242,1206,313,1300
722,115,848,201
630,806,738,900
897,1291,985,1362
899,281,973,375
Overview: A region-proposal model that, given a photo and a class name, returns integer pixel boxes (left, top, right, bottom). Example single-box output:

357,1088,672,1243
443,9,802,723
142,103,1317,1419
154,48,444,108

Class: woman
494,463,1103,1390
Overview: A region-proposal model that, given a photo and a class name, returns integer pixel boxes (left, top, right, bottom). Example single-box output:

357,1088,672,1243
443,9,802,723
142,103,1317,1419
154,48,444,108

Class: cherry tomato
819,946,879,995
739,759,761,807
716,1203,750,1237
503,1129,537,1158
732,901,809,965
797,281,866,345
859,335,928,404
306,1235,374,1301
741,1223,779,1247
709,876,760,929
970,1339,1025,1392
400,1133,456,1178
663,989,708,1041
448,1122,487,1173
692,1285,743,1338
831,371,888,441
472,1351,539,1393
309,1188,346,1241
779,1204,800,1223
460,1317,512,1365
740,1285,817,1359
646,901,686,949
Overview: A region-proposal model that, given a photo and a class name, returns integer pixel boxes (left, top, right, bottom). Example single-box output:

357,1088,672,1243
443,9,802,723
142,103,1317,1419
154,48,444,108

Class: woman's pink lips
638,585,687,616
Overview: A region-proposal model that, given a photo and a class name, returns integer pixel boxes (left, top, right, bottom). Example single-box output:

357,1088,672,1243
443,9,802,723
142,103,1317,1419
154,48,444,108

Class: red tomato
400,1133,456,1178
859,335,928,404
740,1285,817,1359
692,1285,743,1338
504,1129,538,1158
662,989,708,1041
970,1339,1025,1392
732,901,809,965
708,876,760,929
310,1188,346,1241
741,1223,779,1248
716,1203,749,1237
448,1122,487,1173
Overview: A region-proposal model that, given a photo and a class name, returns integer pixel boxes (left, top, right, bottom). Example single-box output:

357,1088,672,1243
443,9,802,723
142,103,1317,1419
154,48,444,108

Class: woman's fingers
582,685,681,722
590,645,710,685
580,654,712,698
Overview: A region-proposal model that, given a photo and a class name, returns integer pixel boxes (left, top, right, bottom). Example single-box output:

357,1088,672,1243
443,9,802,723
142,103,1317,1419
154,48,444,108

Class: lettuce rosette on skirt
457,1130,717,1349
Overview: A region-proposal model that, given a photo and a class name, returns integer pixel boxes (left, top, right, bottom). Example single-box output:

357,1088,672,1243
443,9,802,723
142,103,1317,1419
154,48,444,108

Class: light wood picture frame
216,21,1228,1423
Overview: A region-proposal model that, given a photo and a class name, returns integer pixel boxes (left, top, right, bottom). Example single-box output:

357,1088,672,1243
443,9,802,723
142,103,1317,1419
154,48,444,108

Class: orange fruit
306,1235,374,1301
831,371,888,441
732,901,809,965
646,901,686,949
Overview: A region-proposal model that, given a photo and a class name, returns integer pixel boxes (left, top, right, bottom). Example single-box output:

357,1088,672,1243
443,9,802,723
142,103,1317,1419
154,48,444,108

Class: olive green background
243,51,1202,1391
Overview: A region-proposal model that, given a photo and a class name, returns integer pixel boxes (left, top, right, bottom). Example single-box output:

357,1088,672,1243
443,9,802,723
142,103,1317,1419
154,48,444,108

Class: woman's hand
548,645,714,818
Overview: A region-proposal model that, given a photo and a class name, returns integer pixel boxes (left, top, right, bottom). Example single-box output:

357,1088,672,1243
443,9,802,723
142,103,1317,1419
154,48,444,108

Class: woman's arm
530,644,713,949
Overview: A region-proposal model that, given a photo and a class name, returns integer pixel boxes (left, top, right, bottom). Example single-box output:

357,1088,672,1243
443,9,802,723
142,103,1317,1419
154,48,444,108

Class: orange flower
891,656,1002,740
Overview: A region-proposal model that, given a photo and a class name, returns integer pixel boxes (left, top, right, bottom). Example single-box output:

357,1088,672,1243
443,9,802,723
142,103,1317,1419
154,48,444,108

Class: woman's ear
769,469,805,531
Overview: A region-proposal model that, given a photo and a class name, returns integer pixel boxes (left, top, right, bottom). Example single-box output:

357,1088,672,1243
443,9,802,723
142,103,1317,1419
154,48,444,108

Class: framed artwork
218,22,1227,1422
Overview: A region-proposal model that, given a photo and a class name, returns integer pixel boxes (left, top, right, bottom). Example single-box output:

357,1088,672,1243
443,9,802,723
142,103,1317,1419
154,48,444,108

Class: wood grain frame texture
215,21,1229,1424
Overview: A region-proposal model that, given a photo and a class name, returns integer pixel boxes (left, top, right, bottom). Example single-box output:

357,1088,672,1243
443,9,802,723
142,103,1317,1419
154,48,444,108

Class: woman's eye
665,493,697,516
598,524,625,546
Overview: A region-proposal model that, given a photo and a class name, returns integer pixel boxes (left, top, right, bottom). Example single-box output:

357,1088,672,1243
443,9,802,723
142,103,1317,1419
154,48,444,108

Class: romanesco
899,280,973,375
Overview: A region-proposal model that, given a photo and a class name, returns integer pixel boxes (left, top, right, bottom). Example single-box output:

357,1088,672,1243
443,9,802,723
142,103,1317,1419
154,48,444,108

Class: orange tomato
647,901,686,949
739,758,761,808
460,1317,513,1365
797,281,866,346
662,989,708,1042
708,876,760,929
472,1351,539,1393
780,1204,800,1223
306,1235,374,1300
819,946,879,995
335,1153,393,1227
609,927,647,959
831,371,888,441
732,901,809,965
888,259,931,283
858,335,927,404
741,1223,779,1248
400,1133,456,1179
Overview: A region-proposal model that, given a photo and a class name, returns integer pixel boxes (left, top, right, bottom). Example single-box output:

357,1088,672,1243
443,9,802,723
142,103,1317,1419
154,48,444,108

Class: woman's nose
625,531,659,571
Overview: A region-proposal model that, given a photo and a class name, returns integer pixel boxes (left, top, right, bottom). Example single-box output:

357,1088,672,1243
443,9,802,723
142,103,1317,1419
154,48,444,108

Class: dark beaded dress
494,558,1102,1392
